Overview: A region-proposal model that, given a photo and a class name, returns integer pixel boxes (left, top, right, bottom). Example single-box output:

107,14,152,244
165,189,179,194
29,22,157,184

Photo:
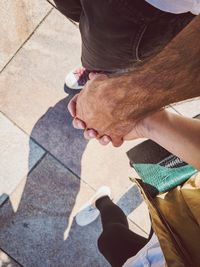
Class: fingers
68,93,119,147
84,129,98,139
68,94,79,117
72,119,120,147
72,118,86,129
111,136,124,147
83,129,111,146
72,118,121,147
93,133,121,147
99,135,111,145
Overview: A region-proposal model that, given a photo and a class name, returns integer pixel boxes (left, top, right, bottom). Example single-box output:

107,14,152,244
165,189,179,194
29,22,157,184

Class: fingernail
89,131,95,138
78,122,84,129
104,136,110,142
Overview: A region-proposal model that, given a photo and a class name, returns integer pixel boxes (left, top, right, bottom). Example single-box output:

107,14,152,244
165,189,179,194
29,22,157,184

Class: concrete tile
128,220,148,239
49,217,110,267
128,200,151,235
0,154,109,267
80,139,144,197
0,9,81,134
0,112,45,206
30,97,88,179
0,250,21,267
116,184,150,235
0,0,51,70
116,184,143,217
172,98,200,117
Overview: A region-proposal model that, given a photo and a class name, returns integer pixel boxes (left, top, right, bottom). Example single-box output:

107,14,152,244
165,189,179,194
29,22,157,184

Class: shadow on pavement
0,90,143,267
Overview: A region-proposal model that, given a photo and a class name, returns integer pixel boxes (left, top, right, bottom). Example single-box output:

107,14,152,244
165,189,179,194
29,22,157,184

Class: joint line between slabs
0,7,53,75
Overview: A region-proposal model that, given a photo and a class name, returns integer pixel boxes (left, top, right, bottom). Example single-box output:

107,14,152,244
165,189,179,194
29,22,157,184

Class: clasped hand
68,73,143,146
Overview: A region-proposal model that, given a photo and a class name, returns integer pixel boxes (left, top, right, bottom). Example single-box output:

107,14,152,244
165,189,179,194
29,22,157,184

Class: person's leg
96,196,129,229
53,0,82,22
96,197,149,267
65,1,194,90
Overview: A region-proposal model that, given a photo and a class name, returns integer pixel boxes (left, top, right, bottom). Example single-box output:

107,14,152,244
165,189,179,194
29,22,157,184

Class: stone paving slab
128,201,151,235
0,250,21,267
116,184,151,235
172,98,200,117
0,0,51,71
0,9,81,134
0,153,148,266
0,112,45,206
0,154,108,266
128,219,148,238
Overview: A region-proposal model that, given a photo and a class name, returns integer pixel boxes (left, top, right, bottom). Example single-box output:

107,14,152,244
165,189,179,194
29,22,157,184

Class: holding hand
68,73,147,146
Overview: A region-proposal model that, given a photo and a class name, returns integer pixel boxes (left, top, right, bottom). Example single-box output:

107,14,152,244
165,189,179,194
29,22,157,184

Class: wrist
140,110,169,139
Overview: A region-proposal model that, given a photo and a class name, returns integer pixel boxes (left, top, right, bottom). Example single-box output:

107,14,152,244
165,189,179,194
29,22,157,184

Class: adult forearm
117,15,200,120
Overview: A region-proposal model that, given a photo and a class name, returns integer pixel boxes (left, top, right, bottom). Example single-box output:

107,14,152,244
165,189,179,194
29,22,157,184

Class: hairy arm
120,14,200,120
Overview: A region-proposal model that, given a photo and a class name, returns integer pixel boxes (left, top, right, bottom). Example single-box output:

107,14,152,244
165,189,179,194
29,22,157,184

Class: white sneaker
65,67,110,90
75,186,111,226
65,67,90,90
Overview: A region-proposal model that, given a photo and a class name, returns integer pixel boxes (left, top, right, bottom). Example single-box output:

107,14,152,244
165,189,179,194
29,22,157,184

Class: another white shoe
75,186,111,226
65,67,110,90
65,67,90,90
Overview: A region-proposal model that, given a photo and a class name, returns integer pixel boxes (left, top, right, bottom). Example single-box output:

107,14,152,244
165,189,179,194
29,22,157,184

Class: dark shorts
53,0,195,71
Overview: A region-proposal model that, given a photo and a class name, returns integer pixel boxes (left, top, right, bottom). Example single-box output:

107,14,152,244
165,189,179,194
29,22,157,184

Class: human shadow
0,90,144,267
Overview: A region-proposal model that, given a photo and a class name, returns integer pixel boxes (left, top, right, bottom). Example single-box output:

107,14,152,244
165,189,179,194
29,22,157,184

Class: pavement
0,1,200,266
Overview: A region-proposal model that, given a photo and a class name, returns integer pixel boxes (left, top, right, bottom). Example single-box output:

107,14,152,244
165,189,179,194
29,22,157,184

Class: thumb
67,94,79,117
111,135,124,147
